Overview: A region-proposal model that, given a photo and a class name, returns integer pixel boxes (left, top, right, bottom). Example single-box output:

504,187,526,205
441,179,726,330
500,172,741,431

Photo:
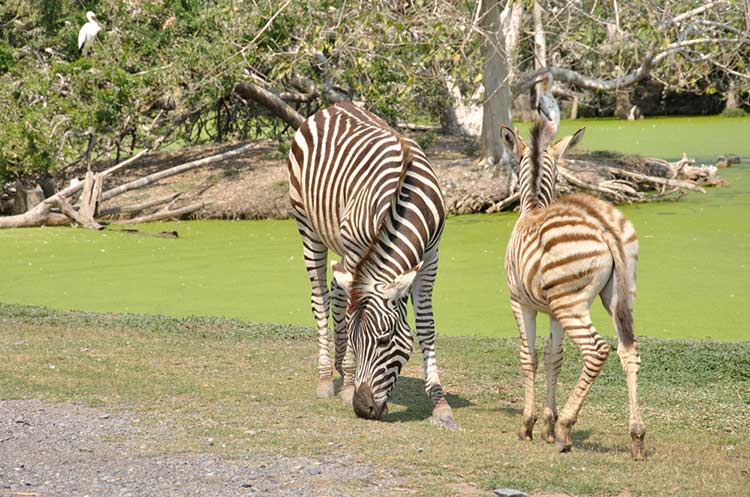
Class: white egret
77,11,102,55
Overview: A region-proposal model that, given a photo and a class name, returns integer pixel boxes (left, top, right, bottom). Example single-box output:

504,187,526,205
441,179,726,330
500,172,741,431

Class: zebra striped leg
330,277,355,405
511,299,538,440
340,334,356,406
331,277,348,378
411,255,458,430
542,318,564,444
618,341,645,460
295,218,334,399
553,309,610,452
601,272,646,460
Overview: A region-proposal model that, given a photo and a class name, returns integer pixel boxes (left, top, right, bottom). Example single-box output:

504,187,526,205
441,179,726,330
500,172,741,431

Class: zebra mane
521,119,556,213
348,136,414,310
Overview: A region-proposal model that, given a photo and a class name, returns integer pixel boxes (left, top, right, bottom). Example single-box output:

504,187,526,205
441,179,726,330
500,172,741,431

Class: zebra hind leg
542,319,564,444
601,279,646,460
553,309,610,452
511,300,538,441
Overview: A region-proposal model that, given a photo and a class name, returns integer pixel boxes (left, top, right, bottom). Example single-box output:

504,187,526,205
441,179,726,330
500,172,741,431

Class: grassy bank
1,304,748,496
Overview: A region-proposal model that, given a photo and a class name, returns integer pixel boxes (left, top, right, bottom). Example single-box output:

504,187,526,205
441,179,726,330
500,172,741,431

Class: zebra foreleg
331,278,348,378
300,232,334,398
542,318,564,444
554,309,610,452
512,300,538,440
411,259,458,430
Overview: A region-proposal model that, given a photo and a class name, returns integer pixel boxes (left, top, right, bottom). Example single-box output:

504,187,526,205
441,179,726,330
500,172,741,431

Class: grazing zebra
287,102,457,429
501,121,646,460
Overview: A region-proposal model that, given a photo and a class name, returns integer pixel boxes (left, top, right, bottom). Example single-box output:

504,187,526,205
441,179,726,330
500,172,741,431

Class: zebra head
501,123,586,213
333,262,421,421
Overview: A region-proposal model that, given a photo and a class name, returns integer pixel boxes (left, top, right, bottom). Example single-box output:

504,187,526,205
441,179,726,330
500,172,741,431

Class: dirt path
0,400,398,497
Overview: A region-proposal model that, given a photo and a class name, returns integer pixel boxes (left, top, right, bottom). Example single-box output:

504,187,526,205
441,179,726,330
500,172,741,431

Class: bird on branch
78,11,102,56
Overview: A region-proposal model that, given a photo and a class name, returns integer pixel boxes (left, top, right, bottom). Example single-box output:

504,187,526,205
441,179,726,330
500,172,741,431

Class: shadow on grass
333,375,473,423
386,375,473,424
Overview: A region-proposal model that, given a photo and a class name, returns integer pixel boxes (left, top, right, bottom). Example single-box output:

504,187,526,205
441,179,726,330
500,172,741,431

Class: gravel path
0,400,395,497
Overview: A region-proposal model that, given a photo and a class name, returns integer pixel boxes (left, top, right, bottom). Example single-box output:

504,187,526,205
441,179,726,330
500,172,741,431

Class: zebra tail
605,232,636,348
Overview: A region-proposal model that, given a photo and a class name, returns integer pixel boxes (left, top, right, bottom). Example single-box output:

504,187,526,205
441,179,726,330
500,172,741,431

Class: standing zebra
501,121,646,459
287,103,457,429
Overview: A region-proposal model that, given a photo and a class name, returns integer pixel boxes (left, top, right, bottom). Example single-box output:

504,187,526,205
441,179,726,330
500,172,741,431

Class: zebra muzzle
352,383,388,420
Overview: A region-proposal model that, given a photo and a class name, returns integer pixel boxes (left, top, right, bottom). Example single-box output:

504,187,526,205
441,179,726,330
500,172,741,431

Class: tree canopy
1,0,747,183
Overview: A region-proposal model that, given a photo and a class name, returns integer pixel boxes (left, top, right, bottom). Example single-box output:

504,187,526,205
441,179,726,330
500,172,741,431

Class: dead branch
58,149,149,199
485,192,521,213
605,166,706,193
0,194,102,229
97,192,182,217
100,144,252,202
109,201,207,225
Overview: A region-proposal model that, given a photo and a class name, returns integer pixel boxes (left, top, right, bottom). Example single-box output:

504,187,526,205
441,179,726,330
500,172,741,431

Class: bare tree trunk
480,0,513,168
532,1,547,98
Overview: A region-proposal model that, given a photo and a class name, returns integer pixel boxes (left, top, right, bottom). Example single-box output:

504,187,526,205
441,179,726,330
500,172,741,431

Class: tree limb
233,81,304,129
100,144,252,202
109,202,207,225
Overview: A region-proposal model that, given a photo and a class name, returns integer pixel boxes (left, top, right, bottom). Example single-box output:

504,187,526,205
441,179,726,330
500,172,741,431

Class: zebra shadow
380,375,473,424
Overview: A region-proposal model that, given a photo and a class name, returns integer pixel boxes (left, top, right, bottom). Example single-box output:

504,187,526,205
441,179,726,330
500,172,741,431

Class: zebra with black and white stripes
287,102,457,429
501,120,646,459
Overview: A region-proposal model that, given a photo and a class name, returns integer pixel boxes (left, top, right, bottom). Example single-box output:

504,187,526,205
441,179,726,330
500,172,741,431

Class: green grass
0,116,748,340
1,305,748,496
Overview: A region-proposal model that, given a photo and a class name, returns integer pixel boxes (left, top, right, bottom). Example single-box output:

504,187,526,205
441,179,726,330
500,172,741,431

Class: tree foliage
0,0,747,183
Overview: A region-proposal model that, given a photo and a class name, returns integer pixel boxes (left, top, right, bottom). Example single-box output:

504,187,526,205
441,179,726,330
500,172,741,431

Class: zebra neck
519,120,555,215
519,165,555,214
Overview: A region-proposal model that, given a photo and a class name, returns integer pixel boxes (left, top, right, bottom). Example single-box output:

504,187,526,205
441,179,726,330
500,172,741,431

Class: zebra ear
500,125,526,161
500,125,517,154
331,260,353,292
381,262,423,301
549,127,585,161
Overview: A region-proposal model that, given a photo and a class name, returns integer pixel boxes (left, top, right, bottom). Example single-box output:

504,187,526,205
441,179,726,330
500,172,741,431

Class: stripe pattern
287,103,456,427
501,121,646,459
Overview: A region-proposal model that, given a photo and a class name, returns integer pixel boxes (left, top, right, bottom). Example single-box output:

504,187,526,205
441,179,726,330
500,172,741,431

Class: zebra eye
377,333,391,345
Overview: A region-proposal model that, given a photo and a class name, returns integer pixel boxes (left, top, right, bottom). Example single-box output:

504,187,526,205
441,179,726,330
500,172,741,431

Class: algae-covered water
1,116,748,340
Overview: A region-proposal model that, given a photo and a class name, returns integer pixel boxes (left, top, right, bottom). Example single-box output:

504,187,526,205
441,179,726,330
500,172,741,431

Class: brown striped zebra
501,121,646,460
287,102,457,429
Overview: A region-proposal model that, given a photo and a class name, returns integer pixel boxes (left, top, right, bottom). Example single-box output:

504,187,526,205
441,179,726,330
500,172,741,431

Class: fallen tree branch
0,194,103,229
57,149,150,199
97,192,182,217
485,192,521,213
109,202,207,225
100,144,252,202
605,166,706,193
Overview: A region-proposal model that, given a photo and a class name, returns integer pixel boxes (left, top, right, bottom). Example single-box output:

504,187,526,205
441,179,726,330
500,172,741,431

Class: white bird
77,11,102,55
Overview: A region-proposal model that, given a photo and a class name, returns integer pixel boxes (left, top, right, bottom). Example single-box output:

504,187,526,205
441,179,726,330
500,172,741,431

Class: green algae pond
1,116,748,340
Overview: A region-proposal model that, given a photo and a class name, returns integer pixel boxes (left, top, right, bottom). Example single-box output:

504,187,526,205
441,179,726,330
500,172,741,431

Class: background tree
0,0,747,189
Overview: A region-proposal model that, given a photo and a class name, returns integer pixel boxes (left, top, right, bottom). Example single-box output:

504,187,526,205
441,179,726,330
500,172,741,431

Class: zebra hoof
630,424,646,461
542,411,557,444
430,402,459,430
554,421,573,452
429,413,459,430
340,384,355,406
518,414,537,441
316,377,335,398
